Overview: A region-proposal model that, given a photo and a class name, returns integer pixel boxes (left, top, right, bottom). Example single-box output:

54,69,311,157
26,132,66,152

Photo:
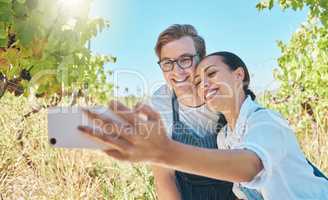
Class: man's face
159,36,198,101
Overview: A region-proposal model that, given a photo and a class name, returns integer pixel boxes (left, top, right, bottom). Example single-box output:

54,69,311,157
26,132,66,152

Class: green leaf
12,1,28,18
0,38,6,47
0,2,13,22
0,0,11,3
290,0,301,10
0,2,11,12
0,13,13,22
26,0,38,10
269,0,274,9
14,19,35,47
0,22,6,39
256,2,266,10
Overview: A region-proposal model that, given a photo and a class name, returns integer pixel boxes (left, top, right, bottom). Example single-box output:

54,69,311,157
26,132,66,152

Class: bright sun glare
59,0,82,8
58,0,90,20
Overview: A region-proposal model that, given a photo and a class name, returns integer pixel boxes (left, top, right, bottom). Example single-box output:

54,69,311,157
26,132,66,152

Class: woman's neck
225,93,246,131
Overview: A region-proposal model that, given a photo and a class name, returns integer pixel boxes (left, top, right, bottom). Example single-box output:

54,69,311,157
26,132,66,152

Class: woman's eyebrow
193,74,200,80
203,65,216,72
196,64,216,76
194,64,216,80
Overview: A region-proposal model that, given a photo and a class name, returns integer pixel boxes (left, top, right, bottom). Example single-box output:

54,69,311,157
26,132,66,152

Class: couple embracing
79,24,328,200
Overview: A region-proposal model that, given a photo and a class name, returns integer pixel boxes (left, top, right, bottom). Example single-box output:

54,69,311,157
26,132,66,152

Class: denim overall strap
171,92,236,200
171,92,219,148
307,159,328,180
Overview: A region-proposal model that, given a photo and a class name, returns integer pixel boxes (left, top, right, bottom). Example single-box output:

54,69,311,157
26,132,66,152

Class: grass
0,92,327,199
0,94,155,200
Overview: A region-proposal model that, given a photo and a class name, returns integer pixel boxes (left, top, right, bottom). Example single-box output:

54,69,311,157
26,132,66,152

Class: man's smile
172,76,189,84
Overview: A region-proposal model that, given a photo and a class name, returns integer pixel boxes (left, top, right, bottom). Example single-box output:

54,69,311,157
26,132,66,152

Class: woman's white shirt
217,96,328,200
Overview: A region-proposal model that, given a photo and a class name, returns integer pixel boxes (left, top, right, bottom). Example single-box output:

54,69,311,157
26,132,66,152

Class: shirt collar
234,95,261,132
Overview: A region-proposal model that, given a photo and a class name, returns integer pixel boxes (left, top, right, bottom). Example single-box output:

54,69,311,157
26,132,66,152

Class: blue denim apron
171,93,236,200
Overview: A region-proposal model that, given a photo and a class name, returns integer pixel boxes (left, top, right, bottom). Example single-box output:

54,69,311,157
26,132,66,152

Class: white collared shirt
217,96,328,200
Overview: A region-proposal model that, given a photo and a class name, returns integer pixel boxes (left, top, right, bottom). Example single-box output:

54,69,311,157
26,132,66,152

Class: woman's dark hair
216,113,227,133
206,51,256,101
207,51,256,133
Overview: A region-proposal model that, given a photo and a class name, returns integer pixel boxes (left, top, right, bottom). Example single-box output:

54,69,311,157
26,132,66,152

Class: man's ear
233,67,245,81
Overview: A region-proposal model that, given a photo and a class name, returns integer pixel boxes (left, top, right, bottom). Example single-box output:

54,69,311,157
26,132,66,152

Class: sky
89,0,308,96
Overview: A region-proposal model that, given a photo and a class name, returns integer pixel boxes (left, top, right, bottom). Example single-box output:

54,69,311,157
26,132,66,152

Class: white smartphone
47,106,124,149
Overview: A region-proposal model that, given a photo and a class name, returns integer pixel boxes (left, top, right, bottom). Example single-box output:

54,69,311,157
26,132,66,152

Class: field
0,92,327,199
0,0,327,199
0,94,156,200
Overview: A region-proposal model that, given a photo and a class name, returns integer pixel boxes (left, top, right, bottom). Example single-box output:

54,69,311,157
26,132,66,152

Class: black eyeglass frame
157,54,199,72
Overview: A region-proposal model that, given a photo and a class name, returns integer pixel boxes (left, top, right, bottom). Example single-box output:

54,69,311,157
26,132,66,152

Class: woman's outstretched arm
157,140,263,183
78,101,263,184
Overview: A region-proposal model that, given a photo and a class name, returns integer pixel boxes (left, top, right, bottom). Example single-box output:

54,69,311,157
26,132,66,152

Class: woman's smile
204,87,219,101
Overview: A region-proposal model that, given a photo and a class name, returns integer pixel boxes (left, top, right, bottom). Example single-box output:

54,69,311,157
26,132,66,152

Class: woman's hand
78,100,170,164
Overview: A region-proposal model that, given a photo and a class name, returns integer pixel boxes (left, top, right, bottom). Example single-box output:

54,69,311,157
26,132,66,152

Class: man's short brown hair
155,24,206,59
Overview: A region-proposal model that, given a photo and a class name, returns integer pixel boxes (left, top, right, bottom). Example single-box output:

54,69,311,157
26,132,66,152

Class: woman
78,52,328,199
192,51,328,199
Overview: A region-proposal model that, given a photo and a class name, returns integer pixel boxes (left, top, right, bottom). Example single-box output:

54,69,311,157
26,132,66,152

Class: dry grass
0,92,327,200
0,94,155,200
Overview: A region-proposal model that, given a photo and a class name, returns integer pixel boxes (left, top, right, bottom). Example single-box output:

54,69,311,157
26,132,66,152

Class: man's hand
78,100,170,163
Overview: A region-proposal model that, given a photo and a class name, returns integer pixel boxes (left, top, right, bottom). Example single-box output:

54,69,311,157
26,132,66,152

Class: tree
257,0,328,165
0,0,116,105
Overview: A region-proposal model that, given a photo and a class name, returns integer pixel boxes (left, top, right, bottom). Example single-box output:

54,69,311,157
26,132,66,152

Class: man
150,24,235,200
79,24,237,200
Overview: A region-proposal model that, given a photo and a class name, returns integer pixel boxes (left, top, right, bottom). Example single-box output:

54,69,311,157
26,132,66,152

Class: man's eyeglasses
157,54,199,72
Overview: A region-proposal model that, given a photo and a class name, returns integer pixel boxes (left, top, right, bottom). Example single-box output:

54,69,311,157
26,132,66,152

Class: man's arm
151,165,181,200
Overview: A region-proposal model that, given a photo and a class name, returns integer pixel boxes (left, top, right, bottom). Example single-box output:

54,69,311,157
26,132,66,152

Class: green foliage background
0,0,327,199
0,0,115,104
258,0,328,171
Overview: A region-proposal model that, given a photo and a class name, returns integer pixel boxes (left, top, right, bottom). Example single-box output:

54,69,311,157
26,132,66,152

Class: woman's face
193,56,244,113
